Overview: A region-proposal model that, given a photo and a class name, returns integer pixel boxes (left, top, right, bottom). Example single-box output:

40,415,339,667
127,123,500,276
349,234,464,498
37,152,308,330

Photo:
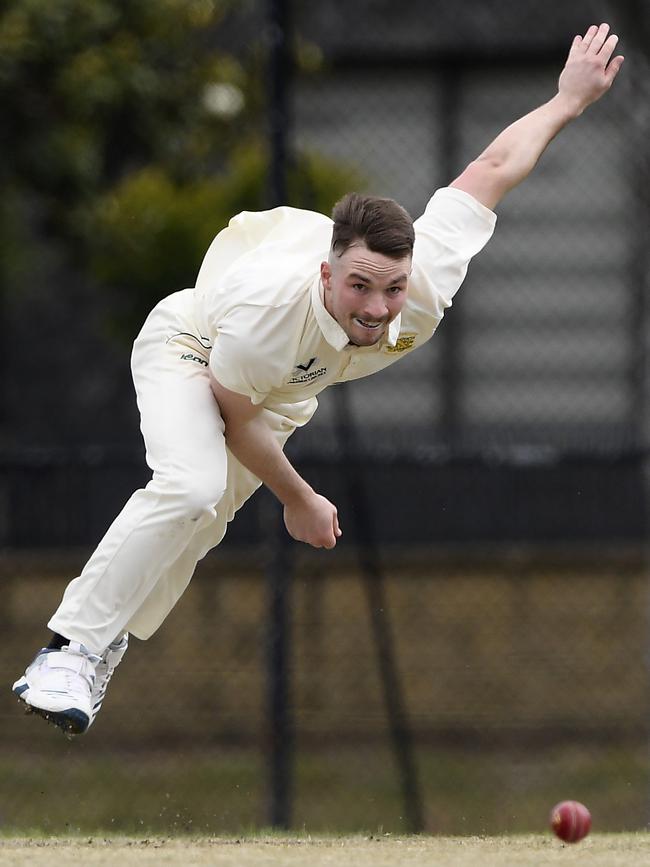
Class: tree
0,0,244,214
0,0,362,339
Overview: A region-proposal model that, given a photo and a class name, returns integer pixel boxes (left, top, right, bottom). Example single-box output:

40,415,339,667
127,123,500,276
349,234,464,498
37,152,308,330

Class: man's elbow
450,155,511,210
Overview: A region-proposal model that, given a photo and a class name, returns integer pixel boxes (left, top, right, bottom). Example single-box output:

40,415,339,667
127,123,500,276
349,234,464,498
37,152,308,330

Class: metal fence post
260,489,294,829
268,0,292,207
265,0,295,830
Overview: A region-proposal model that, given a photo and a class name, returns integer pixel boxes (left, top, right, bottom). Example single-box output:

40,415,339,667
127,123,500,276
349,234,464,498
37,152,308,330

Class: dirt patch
1,834,650,867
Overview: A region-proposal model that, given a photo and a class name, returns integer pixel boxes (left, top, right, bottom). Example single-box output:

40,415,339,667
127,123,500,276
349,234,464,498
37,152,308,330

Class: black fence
2,0,650,837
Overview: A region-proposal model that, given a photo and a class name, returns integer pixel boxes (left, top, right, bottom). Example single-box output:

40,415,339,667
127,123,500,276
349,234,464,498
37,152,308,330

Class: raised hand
558,23,624,114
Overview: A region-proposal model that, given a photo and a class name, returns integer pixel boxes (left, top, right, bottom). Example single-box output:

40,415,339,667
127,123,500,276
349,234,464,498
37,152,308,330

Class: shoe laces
40,644,98,701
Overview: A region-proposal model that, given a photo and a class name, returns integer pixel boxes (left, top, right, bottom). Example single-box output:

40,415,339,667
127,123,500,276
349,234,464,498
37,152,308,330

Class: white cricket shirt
192,187,496,427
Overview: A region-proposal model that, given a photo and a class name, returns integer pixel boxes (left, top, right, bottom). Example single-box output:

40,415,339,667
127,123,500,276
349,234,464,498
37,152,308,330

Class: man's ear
320,260,332,291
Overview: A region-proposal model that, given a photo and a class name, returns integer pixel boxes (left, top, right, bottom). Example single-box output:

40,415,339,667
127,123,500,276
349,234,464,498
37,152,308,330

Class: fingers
322,511,341,548
599,33,620,66
587,23,610,54
573,23,623,75
578,23,618,56
605,55,625,85
579,24,600,51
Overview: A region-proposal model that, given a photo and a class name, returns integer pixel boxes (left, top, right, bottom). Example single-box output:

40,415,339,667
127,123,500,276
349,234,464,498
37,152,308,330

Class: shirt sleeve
409,186,497,323
208,302,304,405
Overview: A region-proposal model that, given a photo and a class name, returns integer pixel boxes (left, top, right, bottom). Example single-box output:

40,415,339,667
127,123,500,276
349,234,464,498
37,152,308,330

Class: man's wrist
277,478,314,509
552,90,586,121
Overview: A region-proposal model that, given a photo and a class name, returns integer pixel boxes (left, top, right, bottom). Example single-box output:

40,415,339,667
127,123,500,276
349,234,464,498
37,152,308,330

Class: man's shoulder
196,206,331,304
218,209,330,308
229,206,332,242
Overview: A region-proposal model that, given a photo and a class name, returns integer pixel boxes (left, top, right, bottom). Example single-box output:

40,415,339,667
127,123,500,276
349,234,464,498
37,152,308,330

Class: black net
1,0,650,837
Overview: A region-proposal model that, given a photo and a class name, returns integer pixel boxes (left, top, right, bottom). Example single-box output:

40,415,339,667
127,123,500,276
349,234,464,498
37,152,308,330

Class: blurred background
1,0,650,836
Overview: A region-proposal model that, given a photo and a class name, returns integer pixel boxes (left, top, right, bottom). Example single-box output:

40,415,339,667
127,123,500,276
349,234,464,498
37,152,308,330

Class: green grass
0,744,647,836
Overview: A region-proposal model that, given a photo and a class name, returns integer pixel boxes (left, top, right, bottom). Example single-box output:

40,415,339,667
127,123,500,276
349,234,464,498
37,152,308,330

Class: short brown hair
330,193,414,259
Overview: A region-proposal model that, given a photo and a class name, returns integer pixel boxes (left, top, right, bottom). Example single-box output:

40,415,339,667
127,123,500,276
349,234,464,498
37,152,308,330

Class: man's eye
353,283,366,291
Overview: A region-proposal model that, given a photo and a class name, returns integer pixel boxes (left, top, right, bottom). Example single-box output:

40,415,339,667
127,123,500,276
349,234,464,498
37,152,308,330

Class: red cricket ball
549,800,592,843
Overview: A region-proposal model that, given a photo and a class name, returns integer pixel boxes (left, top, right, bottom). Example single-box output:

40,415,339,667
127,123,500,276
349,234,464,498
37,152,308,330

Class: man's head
321,193,414,347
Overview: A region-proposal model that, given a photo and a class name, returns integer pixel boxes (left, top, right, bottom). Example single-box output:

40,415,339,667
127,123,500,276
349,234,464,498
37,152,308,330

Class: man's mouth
354,318,384,330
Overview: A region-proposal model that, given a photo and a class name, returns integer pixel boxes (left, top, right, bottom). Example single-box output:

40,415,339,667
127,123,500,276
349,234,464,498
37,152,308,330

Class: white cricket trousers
48,289,296,654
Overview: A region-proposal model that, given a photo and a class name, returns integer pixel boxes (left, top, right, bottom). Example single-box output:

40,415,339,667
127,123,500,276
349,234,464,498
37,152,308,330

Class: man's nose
362,294,388,320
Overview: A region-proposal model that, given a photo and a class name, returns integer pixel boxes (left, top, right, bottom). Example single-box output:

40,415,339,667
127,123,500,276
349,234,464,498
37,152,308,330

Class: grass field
2,744,647,835
2,834,650,866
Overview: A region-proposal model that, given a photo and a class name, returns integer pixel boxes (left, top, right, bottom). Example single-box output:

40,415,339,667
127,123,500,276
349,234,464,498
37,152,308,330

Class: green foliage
84,147,364,339
0,0,364,341
0,0,245,233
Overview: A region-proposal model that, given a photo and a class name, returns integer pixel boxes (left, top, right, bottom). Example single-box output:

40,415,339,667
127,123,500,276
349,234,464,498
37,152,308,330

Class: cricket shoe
88,633,128,728
12,642,99,735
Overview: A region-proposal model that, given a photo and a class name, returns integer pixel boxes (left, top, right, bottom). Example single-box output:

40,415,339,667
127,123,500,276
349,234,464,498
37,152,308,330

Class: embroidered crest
384,333,417,353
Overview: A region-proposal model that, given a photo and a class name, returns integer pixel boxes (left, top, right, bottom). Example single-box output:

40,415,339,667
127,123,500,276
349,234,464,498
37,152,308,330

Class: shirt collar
310,276,402,351
386,312,402,346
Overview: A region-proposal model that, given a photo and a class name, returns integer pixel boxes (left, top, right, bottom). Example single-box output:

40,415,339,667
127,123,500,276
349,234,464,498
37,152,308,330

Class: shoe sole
13,684,90,736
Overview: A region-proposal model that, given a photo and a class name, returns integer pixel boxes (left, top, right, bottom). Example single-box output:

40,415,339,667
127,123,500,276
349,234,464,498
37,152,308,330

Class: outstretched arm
450,23,625,210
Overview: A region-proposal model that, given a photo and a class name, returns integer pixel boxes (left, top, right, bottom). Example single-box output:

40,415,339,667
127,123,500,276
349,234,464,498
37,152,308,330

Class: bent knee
151,468,227,520
178,485,226,519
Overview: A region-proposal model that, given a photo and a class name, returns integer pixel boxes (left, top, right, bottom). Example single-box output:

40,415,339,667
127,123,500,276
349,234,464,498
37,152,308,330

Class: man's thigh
131,300,225,480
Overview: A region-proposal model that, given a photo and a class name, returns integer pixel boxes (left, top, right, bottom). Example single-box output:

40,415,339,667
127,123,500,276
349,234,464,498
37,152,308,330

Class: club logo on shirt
288,357,327,384
384,333,417,353
296,357,317,371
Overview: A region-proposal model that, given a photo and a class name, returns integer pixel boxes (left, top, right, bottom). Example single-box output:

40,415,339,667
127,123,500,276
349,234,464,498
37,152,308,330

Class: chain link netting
1,0,650,836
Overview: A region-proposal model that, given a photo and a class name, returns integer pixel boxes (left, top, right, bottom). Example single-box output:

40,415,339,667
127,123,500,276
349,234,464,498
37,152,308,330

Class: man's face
320,242,411,347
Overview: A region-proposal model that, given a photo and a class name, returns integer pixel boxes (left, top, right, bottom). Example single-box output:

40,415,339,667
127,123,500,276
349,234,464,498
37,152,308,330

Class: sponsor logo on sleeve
384,333,417,353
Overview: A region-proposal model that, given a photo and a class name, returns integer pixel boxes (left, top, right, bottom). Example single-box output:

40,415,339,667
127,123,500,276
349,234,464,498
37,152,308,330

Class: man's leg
125,408,294,639
48,326,228,653
14,291,228,731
